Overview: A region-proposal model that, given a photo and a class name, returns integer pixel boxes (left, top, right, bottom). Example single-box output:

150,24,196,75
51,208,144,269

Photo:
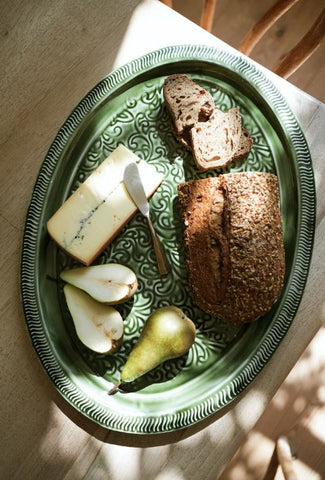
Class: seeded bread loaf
190,108,253,171
163,74,215,150
178,172,285,324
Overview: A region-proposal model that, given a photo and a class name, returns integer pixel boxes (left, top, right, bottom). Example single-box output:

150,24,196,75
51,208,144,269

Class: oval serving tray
21,45,315,434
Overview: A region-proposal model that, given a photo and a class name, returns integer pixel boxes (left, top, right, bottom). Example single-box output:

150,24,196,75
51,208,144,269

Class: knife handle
147,217,170,275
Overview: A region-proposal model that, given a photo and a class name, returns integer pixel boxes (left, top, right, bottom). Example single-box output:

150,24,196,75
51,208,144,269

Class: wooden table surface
1,1,324,479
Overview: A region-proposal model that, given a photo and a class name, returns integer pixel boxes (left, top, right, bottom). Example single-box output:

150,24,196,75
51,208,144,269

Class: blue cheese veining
47,145,163,265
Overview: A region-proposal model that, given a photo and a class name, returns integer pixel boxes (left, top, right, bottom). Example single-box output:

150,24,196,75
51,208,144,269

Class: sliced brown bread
177,177,226,308
163,74,215,150
178,172,285,324
190,108,253,171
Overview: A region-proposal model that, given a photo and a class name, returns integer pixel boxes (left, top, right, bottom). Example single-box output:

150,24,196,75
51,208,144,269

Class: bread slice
178,172,285,324
163,74,215,150
190,108,253,170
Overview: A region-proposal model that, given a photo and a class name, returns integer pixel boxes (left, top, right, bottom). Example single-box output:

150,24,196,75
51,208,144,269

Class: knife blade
123,163,150,217
123,162,170,275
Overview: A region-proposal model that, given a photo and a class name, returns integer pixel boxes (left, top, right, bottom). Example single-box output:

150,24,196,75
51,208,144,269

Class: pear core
60,263,137,304
63,284,124,354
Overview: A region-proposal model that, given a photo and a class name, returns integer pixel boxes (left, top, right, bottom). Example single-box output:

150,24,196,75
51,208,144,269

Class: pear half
60,264,137,304
120,306,196,384
63,284,124,354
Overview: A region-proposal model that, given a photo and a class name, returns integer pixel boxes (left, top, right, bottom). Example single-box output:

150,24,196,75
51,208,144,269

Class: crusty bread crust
190,108,253,170
163,75,253,169
163,74,215,149
178,178,224,307
178,172,285,324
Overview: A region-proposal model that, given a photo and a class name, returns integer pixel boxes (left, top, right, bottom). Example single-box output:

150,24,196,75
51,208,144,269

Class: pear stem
46,274,59,284
108,380,121,395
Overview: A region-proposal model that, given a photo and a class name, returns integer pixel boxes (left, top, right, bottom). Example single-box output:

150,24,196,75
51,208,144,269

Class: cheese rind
47,145,163,265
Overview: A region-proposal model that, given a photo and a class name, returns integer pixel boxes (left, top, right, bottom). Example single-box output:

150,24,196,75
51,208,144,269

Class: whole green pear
121,306,196,383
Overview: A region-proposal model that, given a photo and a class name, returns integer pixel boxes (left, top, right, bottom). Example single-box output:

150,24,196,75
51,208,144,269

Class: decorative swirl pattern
21,45,315,434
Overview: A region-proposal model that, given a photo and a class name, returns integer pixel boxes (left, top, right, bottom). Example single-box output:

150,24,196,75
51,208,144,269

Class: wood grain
200,0,218,32
273,7,325,78
219,328,325,480
173,0,325,101
238,0,299,56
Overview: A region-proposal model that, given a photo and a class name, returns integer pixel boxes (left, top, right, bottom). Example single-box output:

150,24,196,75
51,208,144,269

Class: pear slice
60,264,137,304
63,284,124,354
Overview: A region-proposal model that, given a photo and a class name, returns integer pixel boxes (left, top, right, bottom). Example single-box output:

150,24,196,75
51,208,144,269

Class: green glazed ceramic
21,45,315,434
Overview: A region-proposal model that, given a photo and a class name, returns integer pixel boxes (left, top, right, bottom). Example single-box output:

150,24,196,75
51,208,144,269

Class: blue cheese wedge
47,145,163,265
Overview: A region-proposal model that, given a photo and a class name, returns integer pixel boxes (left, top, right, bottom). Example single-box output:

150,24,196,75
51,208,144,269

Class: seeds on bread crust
178,172,285,324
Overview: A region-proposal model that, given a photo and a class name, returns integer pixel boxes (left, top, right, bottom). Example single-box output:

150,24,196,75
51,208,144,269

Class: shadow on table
1,1,144,479
54,384,245,447
53,336,325,479
219,328,325,480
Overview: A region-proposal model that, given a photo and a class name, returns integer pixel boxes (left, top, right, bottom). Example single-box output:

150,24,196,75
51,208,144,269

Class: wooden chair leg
273,7,325,78
262,435,298,480
262,446,279,480
276,436,298,480
239,0,300,56
200,0,217,32
160,0,173,7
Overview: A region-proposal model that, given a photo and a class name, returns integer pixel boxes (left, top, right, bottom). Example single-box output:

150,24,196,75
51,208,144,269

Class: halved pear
60,264,137,304
63,284,124,354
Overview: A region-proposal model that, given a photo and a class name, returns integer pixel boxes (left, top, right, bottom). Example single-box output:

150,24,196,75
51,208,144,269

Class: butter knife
123,163,170,275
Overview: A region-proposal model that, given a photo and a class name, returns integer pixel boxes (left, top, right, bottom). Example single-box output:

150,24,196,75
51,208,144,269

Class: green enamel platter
21,45,315,434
